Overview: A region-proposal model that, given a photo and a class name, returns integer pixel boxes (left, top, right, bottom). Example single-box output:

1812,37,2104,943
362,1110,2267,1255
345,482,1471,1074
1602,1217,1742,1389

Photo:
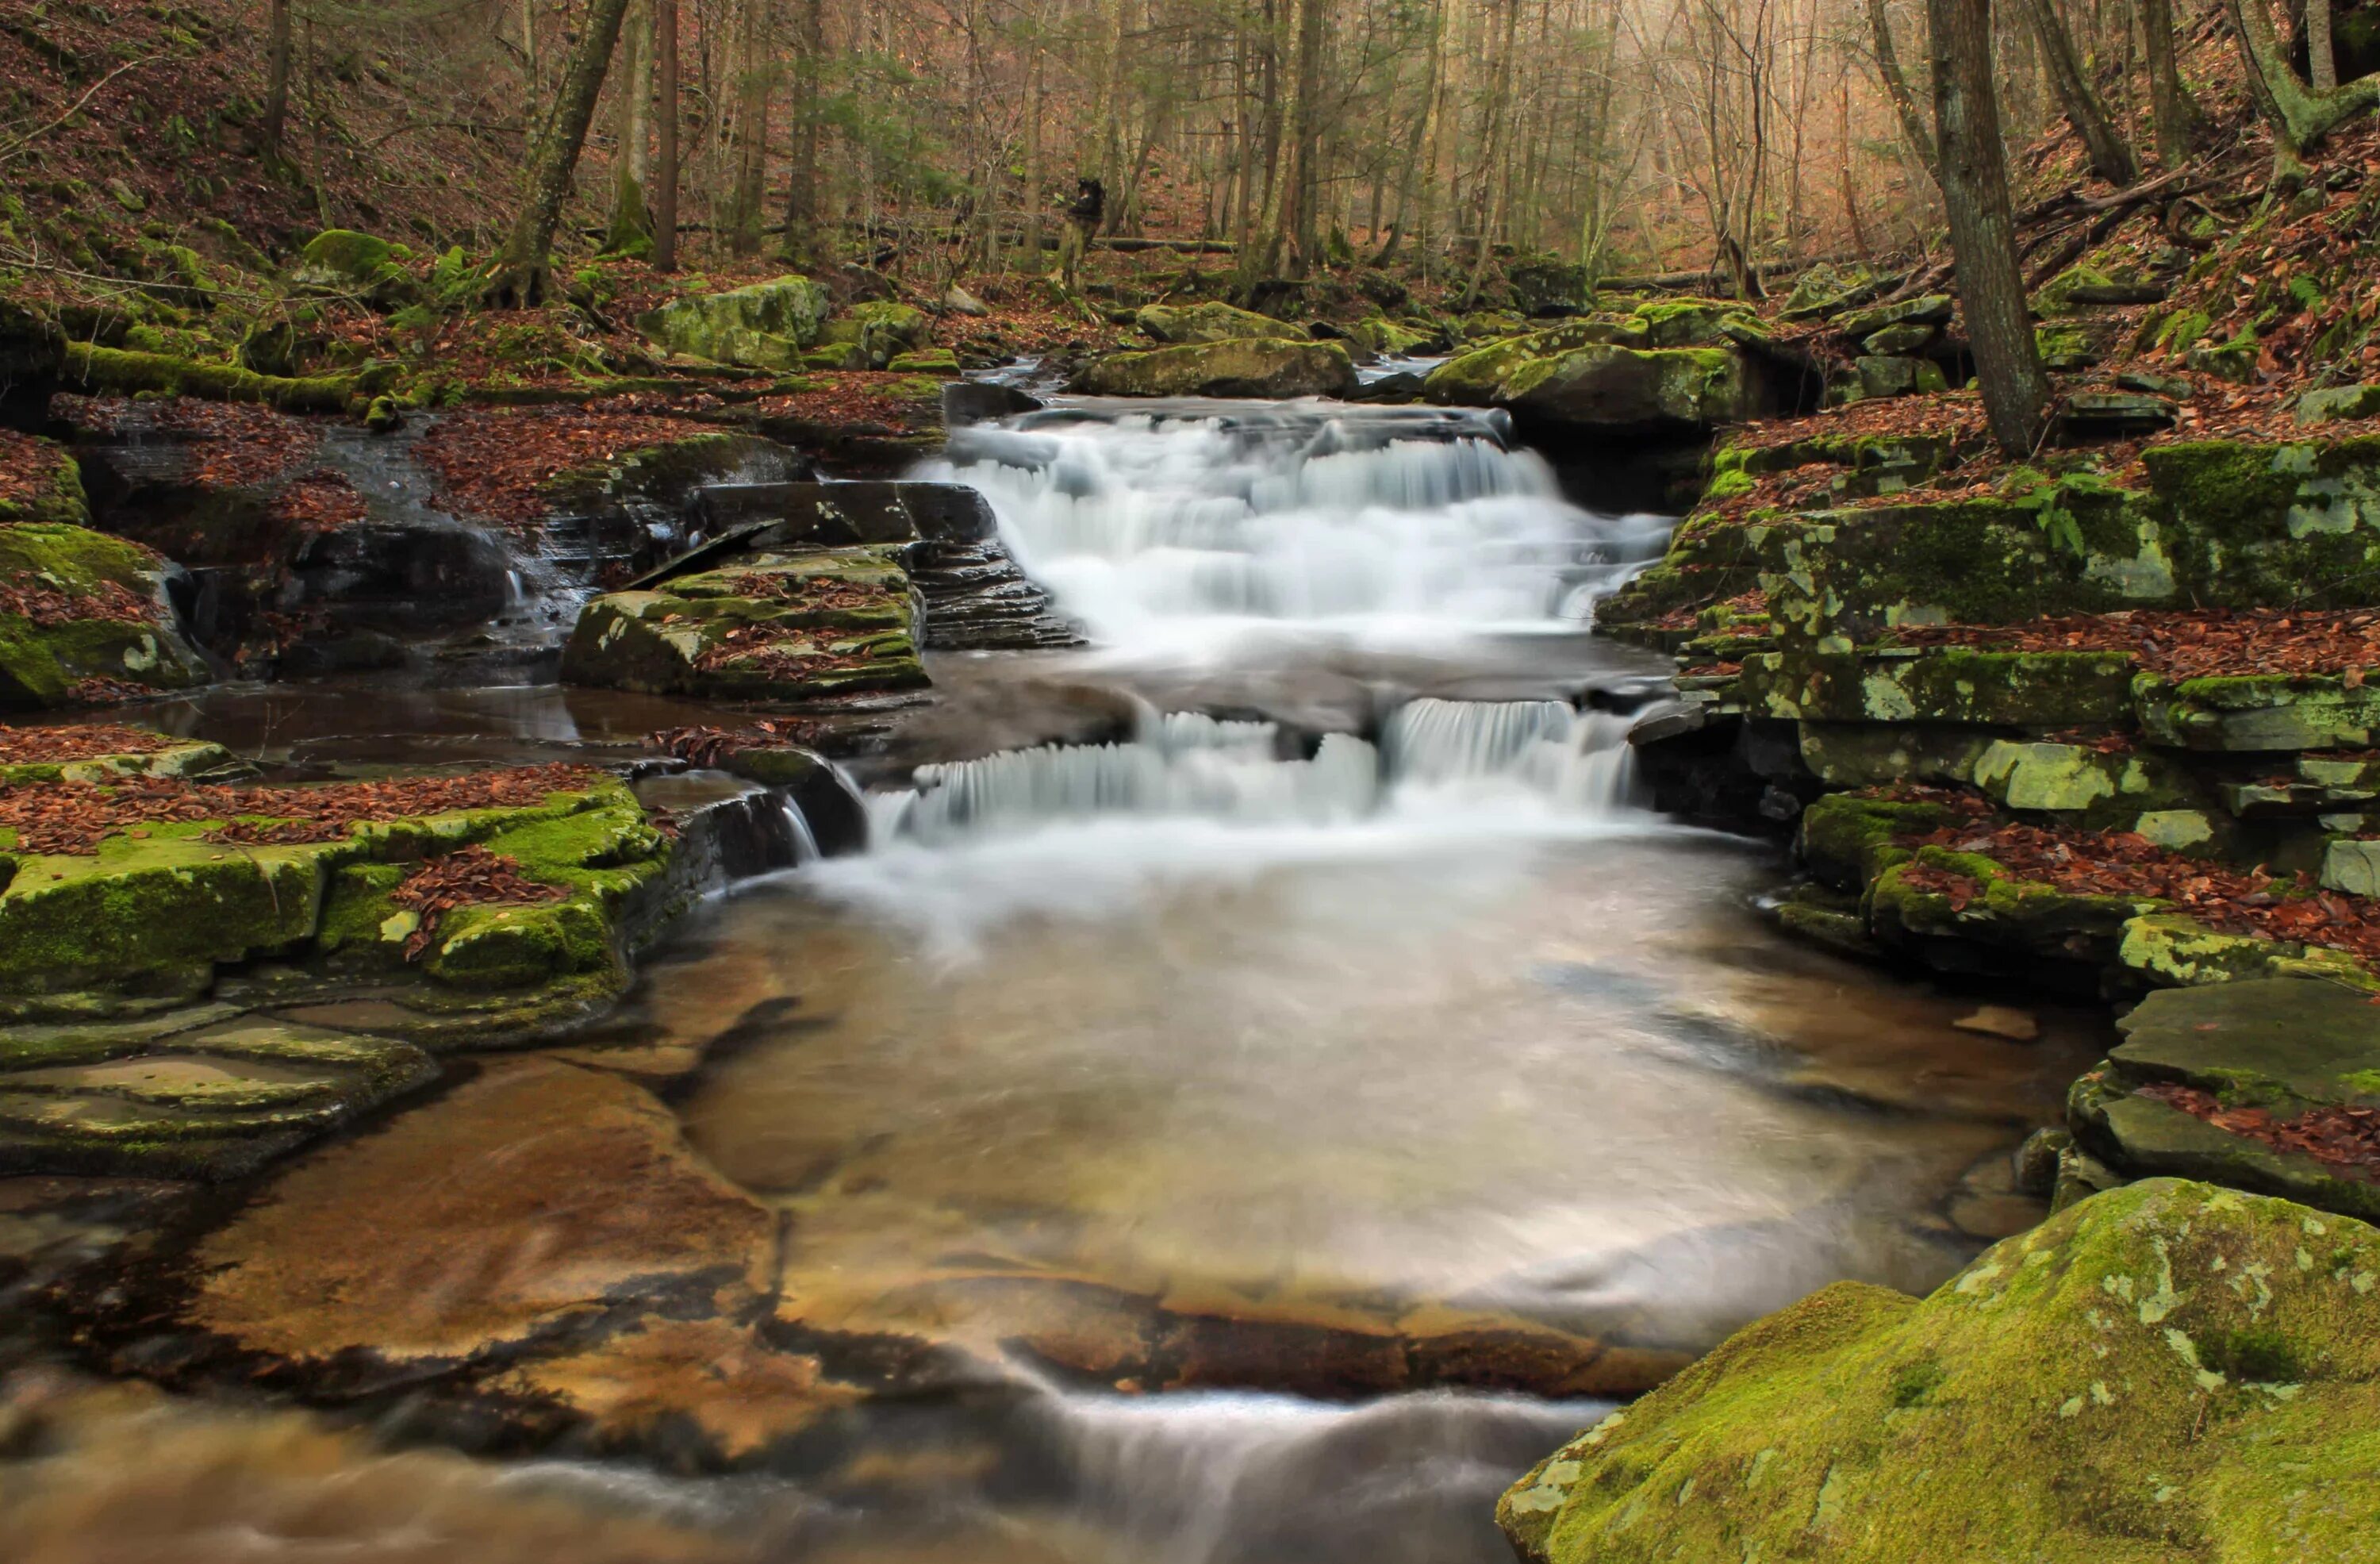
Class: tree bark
653,0,678,269
1928,0,2053,453
2309,0,2338,89
780,0,823,263
603,0,654,256
2011,0,2139,183
263,0,293,161
726,0,771,256
1864,0,1938,179
486,0,635,307
2228,0,2380,170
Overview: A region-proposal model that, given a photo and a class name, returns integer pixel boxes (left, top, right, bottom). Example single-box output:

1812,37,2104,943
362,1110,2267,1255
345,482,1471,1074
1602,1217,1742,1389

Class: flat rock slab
0,1010,433,1181
2070,977,2380,1220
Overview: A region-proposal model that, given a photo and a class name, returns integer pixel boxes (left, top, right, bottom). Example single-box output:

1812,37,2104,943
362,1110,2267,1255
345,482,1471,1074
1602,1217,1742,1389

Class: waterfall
777,794,820,863
912,405,1672,648
867,697,1644,845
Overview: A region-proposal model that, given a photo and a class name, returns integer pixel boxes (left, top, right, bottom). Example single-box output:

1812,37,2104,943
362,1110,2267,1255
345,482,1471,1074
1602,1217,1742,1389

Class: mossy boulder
1736,648,2138,727
560,546,927,701
635,276,833,370
2116,912,2378,993
2071,980,2380,1220
1971,740,2204,829
1499,1178,2380,1564
2141,437,2380,609
1869,846,2152,977
2136,673,2380,752
1776,261,1880,322
1071,338,1357,398
0,736,236,787
0,439,88,527
1424,338,1757,432
1344,314,1442,357
1134,301,1303,344
0,524,212,709
290,229,420,309
815,301,931,370
1833,292,1954,341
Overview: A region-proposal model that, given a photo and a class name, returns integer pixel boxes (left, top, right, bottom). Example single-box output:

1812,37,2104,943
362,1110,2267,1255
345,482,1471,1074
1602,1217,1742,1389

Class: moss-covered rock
1832,292,1954,341
1425,337,1758,432
815,301,930,370
1737,648,2138,726
290,229,420,309
0,523,212,709
2071,979,2380,1220
0,438,88,528
2116,912,2378,992
560,546,927,701
0,736,236,787
1499,1178,2380,1564
2136,673,2380,751
1072,337,1357,398
2142,437,2380,609
635,276,833,370
1971,740,2205,831
1869,846,2151,976
1134,301,1303,344
61,343,359,412
1775,260,1881,322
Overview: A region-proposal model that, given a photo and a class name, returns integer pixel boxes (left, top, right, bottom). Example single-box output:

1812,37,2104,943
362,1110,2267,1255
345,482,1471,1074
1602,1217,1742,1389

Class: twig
0,55,159,163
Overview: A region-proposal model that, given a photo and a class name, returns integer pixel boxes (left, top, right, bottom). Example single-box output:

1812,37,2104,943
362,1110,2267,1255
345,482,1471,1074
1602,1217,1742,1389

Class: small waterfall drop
1384,697,1645,811
777,794,820,863
914,404,1672,650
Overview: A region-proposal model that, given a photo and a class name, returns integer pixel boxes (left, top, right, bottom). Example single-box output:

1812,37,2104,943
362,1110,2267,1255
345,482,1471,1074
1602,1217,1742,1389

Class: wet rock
1134,301,1304,345
811,302,931,371
0,1013,434,1181
1499,1178,2380,1564
2070,978,2380,1220
2136,672,2380,751
1426,335,1764,434
561,546,927,702
942,380,1040,427
635,275,833,370
1952,1005,2039,1041
1073,338,1357,399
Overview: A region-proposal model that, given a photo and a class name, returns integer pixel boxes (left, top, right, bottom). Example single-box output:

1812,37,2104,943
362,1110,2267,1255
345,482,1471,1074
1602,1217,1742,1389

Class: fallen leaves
0,763,600,855
390,843,566,959
648,719,820,769
0,724,174,763
0,576,155,629
1887,607,2380,682
2138,1081,2380,1178
0,430,77,520
416,408,720,528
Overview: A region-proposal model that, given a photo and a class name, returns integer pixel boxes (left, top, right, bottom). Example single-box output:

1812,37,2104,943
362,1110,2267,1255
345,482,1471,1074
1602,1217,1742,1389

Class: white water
916,403,1671,658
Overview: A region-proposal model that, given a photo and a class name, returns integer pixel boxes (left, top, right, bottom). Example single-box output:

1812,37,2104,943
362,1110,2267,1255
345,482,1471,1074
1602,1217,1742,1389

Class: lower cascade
866,697,1648,843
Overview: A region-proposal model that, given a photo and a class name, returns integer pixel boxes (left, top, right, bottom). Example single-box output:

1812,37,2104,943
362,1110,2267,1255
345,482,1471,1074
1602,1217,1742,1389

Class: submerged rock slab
1499,1178,2380,1564
2071,978,2380,1220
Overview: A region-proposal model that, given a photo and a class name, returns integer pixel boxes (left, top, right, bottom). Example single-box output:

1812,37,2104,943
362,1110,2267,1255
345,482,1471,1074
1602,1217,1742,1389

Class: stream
5,395,2103,1562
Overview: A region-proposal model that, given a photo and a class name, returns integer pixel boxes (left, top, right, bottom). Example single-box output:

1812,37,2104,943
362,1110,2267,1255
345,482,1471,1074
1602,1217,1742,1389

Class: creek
6,395,2102,1563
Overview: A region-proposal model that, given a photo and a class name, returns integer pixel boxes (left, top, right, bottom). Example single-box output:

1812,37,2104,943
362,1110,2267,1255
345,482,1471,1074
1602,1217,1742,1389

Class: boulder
1861,321,1937,355
2299,384,2380,425
561,546,928,701
1072,337,1357,398
1506,256,1591,317
1425,338,1758,432
1134,300,1303,344
1776,260,1883,321
290,229,420,309
0,524,212,709
635,276,833,370
1833,292,1954,341
1499,1178,2380,1564
2070,979,2380,1220
812,301,930,370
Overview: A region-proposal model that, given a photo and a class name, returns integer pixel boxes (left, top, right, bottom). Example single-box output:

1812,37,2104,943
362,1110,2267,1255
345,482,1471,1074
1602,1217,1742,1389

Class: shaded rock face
561,546,927,702
1071,338,1358,399
2070,978,2380,1221
635,275,832,369
1500,1178,2380,1564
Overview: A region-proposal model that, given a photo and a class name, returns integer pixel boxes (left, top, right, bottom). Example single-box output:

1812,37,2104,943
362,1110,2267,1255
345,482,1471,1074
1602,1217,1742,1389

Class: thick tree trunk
1865,0,1938,179
604,0,655,256
263,0,293,161
1928,0,2053,453
653,0,679,269
2012,0,2139,183
2309,0,2338,88
1284,0,1326,266
486,0,635,307
781,0,823,263
2228,0,2380,170
2142,0,2202,163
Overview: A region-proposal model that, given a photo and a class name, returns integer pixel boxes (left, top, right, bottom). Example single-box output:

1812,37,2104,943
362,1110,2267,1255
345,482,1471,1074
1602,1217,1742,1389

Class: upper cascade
915,403,1672,649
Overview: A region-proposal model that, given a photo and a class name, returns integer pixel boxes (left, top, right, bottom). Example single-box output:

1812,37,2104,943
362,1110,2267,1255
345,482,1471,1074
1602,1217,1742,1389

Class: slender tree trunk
1864,0,1937,178
605,0,655,254
1020,14,1046,266
263,0,294,162
2141,0,2199,163
2309,0,2338,88
727,0,771,255
653,0,679,268
1285,0,1326,265
1928,0,2052,453
1457,0,1520,307
486,0,635,306
2012,0,2139,182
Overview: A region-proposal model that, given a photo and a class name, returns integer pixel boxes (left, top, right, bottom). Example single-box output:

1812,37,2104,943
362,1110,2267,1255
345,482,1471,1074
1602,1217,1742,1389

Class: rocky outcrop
635,275,833,370
1421,303,1806,436
1134,301,1305,344
1499,1178,2380,1564
0,521,212,709
2067,979,2380,1220
1072,337,1357,398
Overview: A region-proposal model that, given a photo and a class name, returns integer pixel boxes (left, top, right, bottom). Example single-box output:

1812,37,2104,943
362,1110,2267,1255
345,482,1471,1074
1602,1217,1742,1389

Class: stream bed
3,397,2106,1562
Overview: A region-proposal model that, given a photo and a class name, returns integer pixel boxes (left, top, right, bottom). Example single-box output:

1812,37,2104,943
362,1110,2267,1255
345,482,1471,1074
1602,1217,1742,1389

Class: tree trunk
1020,21,1046,267
1284,0,1326,266
486,0,635,307
727,0,771,256
781,0,823,263
2012,0,2139,183
2141,0,2201,163
604,0,655,255
2228,0,2380,173
1928,0,2052,453
653,0,679,269
263,0,293,161
1372,0,1443,263
1457,0,1520,309
2309,0,2338,88
1864,0,1938,179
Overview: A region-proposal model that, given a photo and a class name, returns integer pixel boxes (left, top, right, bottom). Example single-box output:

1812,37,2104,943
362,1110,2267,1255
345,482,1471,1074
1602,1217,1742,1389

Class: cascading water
913,403,1672,652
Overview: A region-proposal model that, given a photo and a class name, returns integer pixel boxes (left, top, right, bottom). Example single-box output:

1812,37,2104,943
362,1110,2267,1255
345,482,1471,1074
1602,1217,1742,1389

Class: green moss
637,275,833,369
1074,338,1357,398
1500,1179,2380,1564
62,342,355,411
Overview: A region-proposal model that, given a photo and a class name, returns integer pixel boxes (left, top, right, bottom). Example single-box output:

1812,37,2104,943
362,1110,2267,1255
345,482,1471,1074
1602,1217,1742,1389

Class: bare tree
2230,0,2380,180
2010,0,2136,183
654,0,680,269
1927,0,2050,452
486,0,635,306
